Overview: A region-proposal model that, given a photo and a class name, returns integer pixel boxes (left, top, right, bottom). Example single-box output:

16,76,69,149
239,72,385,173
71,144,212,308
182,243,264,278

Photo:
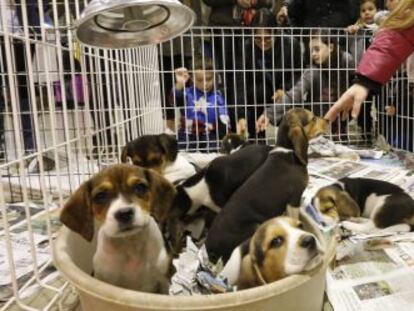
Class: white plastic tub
53,213,336,311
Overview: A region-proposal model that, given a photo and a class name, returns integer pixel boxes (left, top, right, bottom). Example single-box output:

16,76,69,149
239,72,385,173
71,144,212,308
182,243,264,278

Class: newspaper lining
0,202,61,304
306,155,414,311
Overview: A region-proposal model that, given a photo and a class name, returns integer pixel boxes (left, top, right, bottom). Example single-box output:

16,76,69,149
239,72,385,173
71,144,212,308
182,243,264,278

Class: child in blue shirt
170,57,230,151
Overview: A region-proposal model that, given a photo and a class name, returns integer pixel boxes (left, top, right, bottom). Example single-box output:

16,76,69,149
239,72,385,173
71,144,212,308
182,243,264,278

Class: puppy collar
252,261,267,286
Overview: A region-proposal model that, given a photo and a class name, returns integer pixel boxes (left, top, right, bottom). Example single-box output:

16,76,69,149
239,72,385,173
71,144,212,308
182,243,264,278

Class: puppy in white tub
60,164,176,293
221,216,324,289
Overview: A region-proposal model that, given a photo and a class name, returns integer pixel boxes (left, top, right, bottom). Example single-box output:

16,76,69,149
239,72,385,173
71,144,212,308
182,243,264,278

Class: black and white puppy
313,177,414,233
174,143,273,215
121,133,196,183
205,108,328,262
167,143,272,253
220,216,323,289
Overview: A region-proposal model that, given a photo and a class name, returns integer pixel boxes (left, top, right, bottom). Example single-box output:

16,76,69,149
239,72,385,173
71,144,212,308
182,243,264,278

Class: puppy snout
114,207,135,224
300,235,316,250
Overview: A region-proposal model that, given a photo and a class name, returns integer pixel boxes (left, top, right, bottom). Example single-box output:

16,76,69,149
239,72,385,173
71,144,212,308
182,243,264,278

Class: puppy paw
340,221,358,232
340,220,375,233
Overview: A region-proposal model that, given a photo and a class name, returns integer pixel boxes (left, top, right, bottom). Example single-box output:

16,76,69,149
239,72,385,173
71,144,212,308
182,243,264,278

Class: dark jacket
203,0,274,26
234,32,302,137
356,26,414,93
287,0,358,27
236,33,302,116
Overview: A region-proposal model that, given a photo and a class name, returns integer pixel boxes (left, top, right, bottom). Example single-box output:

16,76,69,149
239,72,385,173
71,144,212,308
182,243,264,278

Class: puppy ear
159,134,178,162
60,181,94,242
121,145,129,163
288,125,308,165
145,169,176,222
250,229,265,266
253,240,265,267
336,192,360,218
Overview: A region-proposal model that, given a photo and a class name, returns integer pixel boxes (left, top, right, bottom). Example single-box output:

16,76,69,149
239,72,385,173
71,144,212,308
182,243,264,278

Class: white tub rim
53,223,336,310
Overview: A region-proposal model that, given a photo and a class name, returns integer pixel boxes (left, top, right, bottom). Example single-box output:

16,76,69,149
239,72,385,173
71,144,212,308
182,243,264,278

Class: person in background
276,0,358,28
346,0,378,63
276,0,358,70
324,0,414,122
169,57,230,151
160,0,208,134
257,29,355,138
202,0,275,136
203,0,276,27
234,8,302,141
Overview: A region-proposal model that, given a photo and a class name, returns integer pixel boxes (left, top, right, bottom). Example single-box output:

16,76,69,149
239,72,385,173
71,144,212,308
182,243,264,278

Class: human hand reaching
345,24,360,35
174,67,190,90
324,84,369,122
256,114,269,132
237,118,247,135
272,89,285,102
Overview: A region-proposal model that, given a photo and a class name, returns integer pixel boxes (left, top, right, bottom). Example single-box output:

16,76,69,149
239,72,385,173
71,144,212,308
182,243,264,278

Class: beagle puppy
174,143,273,215
220,217,323,289
313,177,414,233
121,134,196,183
205,108,328,262
168,143,272,253
60,164,176,293
220,133,250,154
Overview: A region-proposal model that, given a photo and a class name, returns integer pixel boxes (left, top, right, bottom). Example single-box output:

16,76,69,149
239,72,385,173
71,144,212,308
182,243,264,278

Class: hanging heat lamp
75,0,196,48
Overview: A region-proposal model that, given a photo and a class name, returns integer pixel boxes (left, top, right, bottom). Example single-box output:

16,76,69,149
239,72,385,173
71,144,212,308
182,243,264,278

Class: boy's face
254,29,273,51
360,2,377,24
193,70,214,92
386,0,399,11
310,38,333,66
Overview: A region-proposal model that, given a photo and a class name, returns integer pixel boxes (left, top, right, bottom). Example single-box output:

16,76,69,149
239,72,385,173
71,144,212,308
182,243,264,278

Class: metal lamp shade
75,0,196,48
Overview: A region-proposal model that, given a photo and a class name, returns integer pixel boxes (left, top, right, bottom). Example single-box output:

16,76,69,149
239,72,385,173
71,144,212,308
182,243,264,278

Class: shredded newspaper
169,236,234,295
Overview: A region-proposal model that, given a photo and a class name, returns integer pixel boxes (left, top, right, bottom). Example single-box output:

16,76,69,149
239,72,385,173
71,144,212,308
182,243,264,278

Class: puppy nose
300,235,316,250
114,208,135,224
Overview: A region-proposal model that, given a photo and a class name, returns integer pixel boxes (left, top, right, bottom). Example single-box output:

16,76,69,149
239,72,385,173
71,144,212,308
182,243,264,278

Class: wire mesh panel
0,0,411,310
158,26,376,152
0,1,162,310
377,68,414,152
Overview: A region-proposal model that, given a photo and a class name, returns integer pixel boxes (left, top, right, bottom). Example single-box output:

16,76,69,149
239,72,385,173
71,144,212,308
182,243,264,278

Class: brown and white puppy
220,217,323,289
121,133,196,183
313,177,414,233
205,108,328,262
60,164,176,293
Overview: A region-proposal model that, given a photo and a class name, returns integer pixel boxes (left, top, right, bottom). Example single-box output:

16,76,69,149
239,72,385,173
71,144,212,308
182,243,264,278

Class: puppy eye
93,191,109,204
324,197,336,210
133,183,148,196
269,236,284,248
297,222,304,229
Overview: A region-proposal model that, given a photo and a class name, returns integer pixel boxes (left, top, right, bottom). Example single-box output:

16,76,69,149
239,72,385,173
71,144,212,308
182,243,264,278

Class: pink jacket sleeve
356,26,414,85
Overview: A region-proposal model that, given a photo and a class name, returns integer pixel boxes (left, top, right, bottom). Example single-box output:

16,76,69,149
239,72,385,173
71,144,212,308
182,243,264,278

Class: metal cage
0,1,412,310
